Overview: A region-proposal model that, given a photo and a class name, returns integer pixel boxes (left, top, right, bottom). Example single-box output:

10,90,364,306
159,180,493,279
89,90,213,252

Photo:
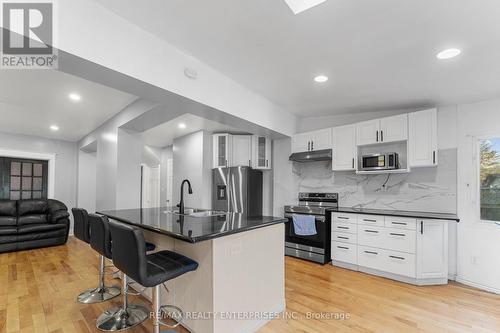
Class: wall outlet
471,256,479,265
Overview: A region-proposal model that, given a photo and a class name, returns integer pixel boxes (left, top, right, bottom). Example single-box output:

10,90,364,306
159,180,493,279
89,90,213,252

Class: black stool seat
145,242,156,252
144,250,198,288
72,208,90,243
108,220,198,287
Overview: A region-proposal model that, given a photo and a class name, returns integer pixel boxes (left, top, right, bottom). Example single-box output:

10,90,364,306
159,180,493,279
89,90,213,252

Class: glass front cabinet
213,133,232,168
252,135,272,170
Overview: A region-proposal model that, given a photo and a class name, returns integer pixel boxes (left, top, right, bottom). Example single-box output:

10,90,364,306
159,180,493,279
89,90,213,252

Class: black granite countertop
328,207,460,222
97,207,287,243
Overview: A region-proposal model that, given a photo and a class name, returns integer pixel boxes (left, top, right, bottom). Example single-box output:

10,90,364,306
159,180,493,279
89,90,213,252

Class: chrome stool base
96,305,149,331
77,255,121,304
77,286,121,304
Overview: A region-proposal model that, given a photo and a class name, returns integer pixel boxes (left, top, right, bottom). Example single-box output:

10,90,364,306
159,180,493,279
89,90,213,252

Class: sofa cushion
18,214,48,226
0,200,17,226
0,226,17,236
17,229,67,242
0,200,16,216
0,235,17,244
17,223,67,235
18,199,48,216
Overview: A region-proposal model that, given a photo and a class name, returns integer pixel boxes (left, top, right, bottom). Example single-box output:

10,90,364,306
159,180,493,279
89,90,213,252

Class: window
479,138,500,222
0,157,48,200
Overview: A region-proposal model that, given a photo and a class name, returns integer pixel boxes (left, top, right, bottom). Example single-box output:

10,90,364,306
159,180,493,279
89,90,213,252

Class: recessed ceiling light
284,0,327,14
314,75,329,83
50,125,59,131
436,48,461,60
178,123,186,129
69,93,81,102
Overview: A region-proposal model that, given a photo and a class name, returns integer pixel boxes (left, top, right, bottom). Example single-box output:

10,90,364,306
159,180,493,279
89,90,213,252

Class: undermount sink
163,209,226,218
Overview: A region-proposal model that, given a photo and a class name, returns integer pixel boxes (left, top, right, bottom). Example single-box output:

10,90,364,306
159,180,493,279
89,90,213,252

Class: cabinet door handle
311,141,314,150
337,216,349,220
249,160,251,167
433,151,436,164
266,159,269,167
381,130,384,142
364,229,379,233
337,236,349,240
308,141,310,151
376,130,379,142
363,219,377,222
337,246,349,250
364,251,378,255
352,158,355,169
389,233,406,237
389,255,405,260
225,159,228,167
337,226,349,230
420,221,423,234
391,222,407,226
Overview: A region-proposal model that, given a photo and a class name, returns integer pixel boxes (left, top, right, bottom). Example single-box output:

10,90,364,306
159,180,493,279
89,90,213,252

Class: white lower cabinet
416,219,448,279
332,212,449,285
332,241,357,265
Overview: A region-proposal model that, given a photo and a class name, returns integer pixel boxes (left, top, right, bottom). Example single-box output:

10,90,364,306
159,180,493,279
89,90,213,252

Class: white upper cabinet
213,134,232,168
292,128,332,153
356,119,380,145
232,135,252,167
409,109,438,167
380,114,408,143
356,115,408,146
252,135,272,169
332,124,356,171
416,219,448,280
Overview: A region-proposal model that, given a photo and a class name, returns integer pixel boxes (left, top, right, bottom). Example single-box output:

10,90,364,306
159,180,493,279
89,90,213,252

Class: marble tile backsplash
291,149,457,213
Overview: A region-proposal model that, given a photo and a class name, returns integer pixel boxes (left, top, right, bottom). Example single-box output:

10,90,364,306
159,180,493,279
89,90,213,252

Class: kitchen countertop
97,207,287,243
328,207,460,222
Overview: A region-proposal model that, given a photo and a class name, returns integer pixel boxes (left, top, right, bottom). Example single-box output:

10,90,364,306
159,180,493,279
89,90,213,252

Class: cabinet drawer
332,231,357,244
332,221,356,234
332,241,357,264
332,213,357,224
384,227,416,253
385,216,417,230
358,245,384,270
357,214,385,227
384,250,416,278
358,225,385,248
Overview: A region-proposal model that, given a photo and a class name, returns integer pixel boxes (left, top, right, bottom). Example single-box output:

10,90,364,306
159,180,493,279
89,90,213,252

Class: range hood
289,149,332,162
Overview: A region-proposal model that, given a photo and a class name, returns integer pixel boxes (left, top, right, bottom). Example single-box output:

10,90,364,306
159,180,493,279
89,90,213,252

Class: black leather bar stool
90,215,154,331
72,208,120,304
108,220,198,333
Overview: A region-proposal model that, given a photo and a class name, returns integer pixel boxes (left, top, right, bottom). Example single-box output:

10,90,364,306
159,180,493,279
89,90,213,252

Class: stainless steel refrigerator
212,166,263,216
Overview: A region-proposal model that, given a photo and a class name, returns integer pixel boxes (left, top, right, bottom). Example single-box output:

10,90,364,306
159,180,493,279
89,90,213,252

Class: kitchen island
98,207,286,333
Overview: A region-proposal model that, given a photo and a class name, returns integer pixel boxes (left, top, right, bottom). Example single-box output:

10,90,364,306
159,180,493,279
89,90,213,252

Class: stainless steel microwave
360,153,399,171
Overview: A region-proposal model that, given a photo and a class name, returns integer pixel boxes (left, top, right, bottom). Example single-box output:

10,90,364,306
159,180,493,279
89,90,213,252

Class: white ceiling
97,0,500,117
0,70,137,142
141,113,245,148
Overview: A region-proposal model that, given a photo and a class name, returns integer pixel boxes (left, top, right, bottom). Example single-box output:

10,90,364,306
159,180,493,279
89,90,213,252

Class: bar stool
90,215,156,331
72,208,120,304
108,220,198,333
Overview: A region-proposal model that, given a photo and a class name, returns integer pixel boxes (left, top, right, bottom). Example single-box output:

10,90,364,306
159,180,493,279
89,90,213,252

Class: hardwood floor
1,237,500,333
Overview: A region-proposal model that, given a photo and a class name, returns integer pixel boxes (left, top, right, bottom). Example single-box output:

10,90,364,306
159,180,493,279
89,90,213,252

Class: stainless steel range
284,192,338,264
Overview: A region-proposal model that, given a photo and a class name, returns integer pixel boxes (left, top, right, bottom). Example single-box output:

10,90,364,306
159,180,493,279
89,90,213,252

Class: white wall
455,98,500,293
54,0,296,137
160,146,173,206
0,131,77,216
172,131,212,209
77,150,96,213
116,128,143,209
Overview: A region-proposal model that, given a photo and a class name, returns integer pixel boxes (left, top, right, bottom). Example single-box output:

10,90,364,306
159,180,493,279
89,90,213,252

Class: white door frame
0,148,56,198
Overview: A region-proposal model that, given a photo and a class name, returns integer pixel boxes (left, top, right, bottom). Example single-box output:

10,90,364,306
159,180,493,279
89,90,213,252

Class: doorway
141,164,161,208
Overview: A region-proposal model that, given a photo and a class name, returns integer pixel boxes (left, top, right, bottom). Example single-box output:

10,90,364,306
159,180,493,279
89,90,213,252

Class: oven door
284,213,326,249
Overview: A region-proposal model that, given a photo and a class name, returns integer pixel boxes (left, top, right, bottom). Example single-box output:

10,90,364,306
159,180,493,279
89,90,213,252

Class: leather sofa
0,199,70,253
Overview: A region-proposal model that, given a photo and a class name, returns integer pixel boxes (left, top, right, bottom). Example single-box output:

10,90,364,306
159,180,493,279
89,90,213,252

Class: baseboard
455,277,500,295
240,301,286,333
